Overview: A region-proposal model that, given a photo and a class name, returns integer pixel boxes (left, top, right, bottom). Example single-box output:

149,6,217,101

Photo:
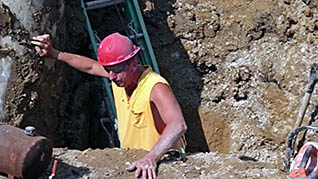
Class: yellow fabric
112,66,169,151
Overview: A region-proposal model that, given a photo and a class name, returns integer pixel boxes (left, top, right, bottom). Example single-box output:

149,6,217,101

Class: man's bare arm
55,52,108,77
31,34,109,78
147,83,187,160
127,83,188,179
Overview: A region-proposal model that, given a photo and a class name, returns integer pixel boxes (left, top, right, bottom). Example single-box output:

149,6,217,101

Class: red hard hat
98,33,140,66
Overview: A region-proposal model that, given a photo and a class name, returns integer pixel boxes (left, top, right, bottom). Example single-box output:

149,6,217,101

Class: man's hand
126,155,157,179
31,34,58,58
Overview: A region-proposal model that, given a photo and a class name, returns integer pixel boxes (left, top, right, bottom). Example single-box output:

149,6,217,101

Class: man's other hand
31,34,57,58
126,156,157,179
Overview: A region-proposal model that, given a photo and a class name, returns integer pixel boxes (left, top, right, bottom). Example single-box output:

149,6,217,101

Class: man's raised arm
31,34,109,78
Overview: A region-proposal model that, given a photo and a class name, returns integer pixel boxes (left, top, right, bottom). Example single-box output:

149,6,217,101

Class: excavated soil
0,147,287,179
2,0,318,178
37,148,287,179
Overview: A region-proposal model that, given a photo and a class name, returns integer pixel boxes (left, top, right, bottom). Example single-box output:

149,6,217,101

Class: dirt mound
33,148,286,179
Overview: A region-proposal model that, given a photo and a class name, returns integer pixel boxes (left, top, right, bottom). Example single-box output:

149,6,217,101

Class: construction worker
31,33,187,179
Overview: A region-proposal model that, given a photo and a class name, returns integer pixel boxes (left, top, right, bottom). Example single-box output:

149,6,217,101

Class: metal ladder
80,0,160,146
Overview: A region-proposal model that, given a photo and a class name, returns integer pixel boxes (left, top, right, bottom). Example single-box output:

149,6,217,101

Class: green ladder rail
81,0,186,153
81,0,119,143
83,0,160,73
124,0,160,73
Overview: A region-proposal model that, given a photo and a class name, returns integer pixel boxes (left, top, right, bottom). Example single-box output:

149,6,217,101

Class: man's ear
130,59,138,71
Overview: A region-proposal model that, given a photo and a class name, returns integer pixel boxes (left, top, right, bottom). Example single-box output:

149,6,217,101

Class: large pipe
0,125,52,179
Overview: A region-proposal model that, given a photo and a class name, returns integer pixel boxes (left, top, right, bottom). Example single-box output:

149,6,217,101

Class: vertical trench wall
0,0,66,144
0,0,116,149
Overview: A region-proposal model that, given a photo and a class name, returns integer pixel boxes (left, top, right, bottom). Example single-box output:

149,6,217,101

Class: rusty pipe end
22,137,53,179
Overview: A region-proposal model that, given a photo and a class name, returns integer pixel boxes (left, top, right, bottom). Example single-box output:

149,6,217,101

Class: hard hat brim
98,46,141,66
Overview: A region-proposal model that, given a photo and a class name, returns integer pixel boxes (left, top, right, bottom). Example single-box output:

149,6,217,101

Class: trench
62,4,128,150
0,0,222,154
62,0,213,153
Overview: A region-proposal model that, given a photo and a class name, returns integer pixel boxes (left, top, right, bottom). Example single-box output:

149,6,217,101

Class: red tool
48,160,58,179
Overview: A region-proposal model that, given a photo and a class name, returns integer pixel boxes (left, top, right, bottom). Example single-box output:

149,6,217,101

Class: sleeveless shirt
112,66,169,151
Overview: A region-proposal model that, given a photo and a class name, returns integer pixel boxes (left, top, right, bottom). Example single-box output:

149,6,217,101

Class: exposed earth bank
1,0,318,178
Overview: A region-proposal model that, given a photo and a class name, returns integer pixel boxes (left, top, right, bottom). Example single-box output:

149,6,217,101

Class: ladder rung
129,33,143,40
85,0,125,10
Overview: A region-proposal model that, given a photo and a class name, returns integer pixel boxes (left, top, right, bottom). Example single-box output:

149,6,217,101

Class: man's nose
108,71,117,81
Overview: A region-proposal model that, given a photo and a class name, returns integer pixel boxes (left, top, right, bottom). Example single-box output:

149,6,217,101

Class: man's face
104,59,135,87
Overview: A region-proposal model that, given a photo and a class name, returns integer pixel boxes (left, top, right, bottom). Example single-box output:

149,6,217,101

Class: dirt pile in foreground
33,148,286,179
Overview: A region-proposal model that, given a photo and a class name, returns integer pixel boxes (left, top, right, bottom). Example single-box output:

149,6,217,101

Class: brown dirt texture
2,0,318,178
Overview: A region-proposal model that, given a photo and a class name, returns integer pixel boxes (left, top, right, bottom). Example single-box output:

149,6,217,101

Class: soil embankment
1,0,318,178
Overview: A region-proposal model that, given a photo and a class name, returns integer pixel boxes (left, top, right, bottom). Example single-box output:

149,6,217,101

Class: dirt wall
0,0,114,149
0,0,67,144
142,0,318,163
1,0,318,177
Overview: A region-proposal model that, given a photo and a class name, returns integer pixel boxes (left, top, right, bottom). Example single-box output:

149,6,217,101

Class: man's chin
115,81,125,87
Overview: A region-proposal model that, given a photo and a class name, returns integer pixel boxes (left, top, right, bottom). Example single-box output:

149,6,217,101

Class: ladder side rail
131,0,160,74
125,0,160,73
128,1,187,153
81,0,120,142
125,0,152,69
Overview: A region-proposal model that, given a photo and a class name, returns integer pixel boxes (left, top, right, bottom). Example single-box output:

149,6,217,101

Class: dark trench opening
62,1,155,150
60,0,209,153
60,4,128,150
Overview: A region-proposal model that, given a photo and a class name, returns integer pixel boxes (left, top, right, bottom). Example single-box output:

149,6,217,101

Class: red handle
52,160,58,175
